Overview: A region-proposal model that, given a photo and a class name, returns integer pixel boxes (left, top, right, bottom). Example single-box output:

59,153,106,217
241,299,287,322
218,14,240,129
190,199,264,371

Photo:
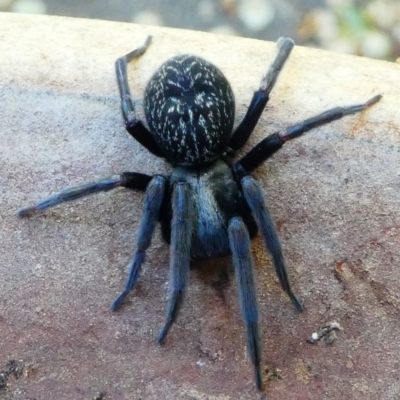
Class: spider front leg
16,172,152,216
228,217,262,390
235,94,382,174
115,35,165,158
111,175,167,310
229,37,295,151
157,182,193,343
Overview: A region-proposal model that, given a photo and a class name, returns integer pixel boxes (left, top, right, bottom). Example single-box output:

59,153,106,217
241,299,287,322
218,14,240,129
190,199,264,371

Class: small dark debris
307,322,342,344
5,360,24,379
197,341,223,362
0,360,25,391
264,365,282,382
0,373,7,391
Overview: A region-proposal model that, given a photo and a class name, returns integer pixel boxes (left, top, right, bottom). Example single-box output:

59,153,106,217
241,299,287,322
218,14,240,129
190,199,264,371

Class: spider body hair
160,160,258,256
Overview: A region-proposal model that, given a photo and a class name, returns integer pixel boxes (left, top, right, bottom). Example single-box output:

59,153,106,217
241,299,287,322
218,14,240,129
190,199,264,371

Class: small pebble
308,321,342,344
196,360,206,368
311,332,319,341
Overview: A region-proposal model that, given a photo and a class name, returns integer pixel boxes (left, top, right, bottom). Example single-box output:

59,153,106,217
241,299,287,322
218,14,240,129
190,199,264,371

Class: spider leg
235,94,382,175
157,182,193,343
241,175,303,312
229,37,294,151
115,36,165,158
111,175,167,310
228,217,262,391
16,172,152,216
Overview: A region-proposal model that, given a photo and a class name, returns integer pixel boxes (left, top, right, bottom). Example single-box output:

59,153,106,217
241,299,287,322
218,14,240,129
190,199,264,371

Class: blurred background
1,0,399,60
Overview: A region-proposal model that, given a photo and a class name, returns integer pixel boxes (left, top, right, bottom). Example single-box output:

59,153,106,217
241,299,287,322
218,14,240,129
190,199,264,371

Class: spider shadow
191,256,234,304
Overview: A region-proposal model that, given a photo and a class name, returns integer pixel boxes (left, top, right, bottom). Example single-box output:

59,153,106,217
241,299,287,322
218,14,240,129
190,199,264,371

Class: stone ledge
1,13,400,400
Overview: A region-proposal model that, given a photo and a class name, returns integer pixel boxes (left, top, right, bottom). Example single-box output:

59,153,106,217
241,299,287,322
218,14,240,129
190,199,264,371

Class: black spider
17,36,381,391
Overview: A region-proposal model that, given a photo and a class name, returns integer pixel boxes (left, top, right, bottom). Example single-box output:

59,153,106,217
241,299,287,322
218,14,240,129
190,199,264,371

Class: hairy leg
16,172,152,216
111,175,167,310
241,175,303,312
157,182,193,343
229,37,295,151
115,36,165,157
235,95,382,175
228,216,263,390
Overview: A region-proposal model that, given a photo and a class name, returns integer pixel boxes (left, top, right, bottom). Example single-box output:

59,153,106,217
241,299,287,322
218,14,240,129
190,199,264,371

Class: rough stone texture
1,13,400,400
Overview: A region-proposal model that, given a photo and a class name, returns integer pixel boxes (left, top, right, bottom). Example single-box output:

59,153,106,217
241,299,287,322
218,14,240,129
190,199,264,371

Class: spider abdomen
144,55,235,166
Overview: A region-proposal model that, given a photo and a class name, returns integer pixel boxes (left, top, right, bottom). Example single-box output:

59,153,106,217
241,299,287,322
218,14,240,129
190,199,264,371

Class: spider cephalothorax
17,36,381,391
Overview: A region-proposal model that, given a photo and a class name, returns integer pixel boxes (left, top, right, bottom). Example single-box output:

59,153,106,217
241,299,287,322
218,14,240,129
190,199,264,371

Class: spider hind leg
228,216,263,390
241,175,303,312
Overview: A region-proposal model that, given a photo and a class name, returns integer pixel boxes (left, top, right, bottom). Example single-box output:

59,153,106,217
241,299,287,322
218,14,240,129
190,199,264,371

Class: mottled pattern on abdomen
144,55,235,166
